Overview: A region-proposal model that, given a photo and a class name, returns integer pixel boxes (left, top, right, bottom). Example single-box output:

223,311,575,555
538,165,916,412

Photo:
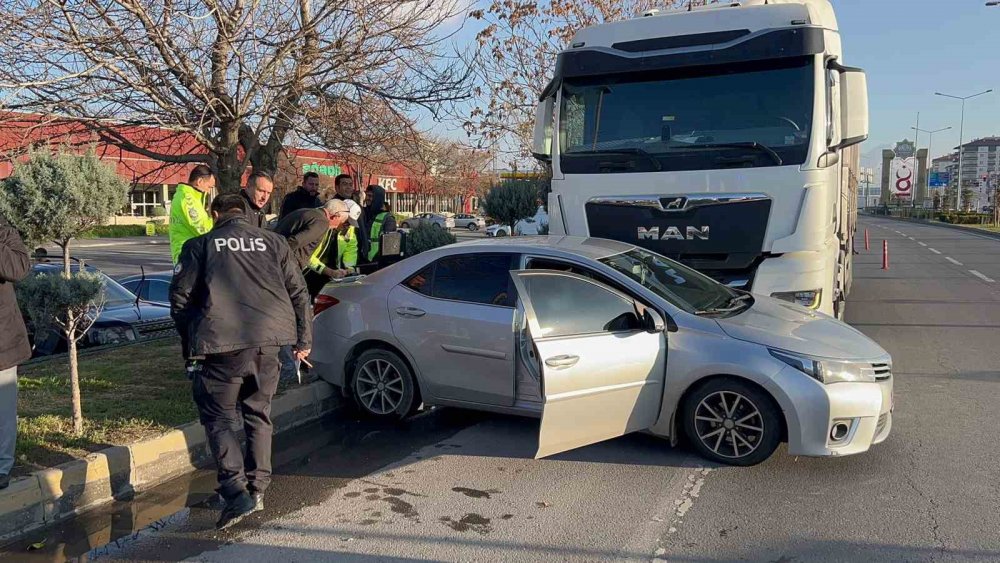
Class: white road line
970,270,996,283
906,236,915,240
929,248,942,254
946,257,963,266
918,242,927,247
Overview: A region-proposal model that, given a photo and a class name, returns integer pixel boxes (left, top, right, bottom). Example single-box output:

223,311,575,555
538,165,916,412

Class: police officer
169,194,312,529
169,165,215,264
363,184,397,265
333,174,369,262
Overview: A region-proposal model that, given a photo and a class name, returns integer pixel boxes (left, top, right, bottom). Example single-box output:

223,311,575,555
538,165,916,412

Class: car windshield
599,248,741,314
35,265,138,308
559,57,814,173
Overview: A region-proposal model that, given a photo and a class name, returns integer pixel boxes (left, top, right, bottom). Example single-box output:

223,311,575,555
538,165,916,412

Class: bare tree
467,0,720,159
0,0,472,192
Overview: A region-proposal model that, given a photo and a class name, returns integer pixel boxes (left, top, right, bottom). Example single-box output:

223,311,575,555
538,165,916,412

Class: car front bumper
770,366,894,457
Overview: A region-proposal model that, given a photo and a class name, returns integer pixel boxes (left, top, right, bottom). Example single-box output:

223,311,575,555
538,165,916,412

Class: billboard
890,157,916,199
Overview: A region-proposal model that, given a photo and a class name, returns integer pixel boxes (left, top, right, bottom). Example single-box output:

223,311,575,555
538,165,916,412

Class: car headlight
770,289,822,309
90,326,137,346
768,348,874,384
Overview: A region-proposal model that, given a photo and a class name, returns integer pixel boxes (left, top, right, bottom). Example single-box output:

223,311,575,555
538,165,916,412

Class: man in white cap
273,198,354,299
333,199,363,277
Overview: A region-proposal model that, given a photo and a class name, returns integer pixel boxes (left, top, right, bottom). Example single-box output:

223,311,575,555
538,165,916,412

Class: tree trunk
68,312,84,436
61,241,71,276
215,120,244,193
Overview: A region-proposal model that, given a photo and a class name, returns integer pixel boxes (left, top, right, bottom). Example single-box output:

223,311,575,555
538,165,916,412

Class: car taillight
313,294,340,316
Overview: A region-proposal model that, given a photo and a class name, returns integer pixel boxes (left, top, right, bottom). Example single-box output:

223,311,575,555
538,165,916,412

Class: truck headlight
770,289,822,309
769,349,874,384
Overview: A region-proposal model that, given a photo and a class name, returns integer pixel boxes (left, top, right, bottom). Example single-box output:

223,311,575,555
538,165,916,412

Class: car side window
148,280,170,303
521,274,641,338
404,265,434,296
431,254,516,307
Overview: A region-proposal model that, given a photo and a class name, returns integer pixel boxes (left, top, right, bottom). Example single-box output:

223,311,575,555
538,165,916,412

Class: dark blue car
26,262,174,356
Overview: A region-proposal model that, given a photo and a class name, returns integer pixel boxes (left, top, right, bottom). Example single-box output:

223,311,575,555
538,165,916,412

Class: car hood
715,296,887,361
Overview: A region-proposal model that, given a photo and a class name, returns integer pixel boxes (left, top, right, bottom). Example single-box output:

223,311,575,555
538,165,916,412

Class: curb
0,380,341,543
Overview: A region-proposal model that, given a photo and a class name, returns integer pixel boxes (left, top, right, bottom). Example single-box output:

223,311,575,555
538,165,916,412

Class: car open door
510,270,667,458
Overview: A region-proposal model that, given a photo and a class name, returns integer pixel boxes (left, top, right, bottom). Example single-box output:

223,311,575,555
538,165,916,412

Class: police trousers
193,346,280,500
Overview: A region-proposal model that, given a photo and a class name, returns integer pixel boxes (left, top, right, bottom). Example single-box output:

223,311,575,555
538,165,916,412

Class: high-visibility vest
169,183,213,264
306,229,334,274
337,226,358,270
367,212,389,262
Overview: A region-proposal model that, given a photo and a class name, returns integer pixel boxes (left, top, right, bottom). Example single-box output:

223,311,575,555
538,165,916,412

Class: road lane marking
946,257,963,266
929,248,941,254
907,236,915,240
918,242,927,246
970,270,996,283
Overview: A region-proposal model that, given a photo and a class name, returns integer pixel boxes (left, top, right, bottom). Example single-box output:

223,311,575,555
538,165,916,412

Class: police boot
216,491,255,530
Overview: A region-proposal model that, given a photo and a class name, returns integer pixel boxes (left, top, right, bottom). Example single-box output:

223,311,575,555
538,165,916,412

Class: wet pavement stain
383,497,419,519
439,513,492,535
501,514,514,520
365,494,381,500
451,487,501,499
363,487,380,493
358,519,379,526
344,492,362,498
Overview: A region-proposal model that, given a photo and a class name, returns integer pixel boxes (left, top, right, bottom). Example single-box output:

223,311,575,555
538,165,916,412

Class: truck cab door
510,270,667,458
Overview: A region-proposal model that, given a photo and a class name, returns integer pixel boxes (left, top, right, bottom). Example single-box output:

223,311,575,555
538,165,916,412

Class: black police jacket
169,215,312,358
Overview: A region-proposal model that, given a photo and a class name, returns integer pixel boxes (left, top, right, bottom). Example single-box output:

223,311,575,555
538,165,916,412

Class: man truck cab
532,0,868,318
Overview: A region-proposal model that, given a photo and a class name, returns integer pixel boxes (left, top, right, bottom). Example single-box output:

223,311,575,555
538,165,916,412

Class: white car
486,207,550,237
310,236,893,466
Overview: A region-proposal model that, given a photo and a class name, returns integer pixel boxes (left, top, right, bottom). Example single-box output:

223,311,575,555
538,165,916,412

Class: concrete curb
0,380,341,543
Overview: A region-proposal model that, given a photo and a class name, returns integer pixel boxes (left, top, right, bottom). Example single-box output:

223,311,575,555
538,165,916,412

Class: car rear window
403,254,517,307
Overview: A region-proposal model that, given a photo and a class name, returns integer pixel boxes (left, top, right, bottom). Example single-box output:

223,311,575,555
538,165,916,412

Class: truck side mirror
838,68,869,148
532,97,554,162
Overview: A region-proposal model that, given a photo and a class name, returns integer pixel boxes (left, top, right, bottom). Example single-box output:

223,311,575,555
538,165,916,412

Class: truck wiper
695,293,753,316
564,148,663,171
672,142,783,166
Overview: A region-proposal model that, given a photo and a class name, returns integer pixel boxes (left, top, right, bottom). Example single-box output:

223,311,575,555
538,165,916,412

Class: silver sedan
310,237,893,466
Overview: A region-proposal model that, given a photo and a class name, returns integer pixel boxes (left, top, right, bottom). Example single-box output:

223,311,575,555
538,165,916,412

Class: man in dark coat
0,215,31,490
169,194,312,529
240,171,274,229
278,171,323,221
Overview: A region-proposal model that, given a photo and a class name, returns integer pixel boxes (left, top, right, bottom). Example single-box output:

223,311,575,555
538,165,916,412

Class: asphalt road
7,217,999,562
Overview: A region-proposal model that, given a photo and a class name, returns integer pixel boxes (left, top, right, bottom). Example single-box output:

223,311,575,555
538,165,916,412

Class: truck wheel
682,378,782,466
350,349,420,421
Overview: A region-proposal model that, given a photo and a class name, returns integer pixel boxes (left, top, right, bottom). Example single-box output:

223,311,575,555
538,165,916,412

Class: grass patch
14,338,194,475
79,224,170,238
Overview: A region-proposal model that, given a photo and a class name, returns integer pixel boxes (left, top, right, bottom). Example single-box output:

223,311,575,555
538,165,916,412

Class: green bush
404,222,456,256
151,206,168,217
938,213,987,225
482,180,543,234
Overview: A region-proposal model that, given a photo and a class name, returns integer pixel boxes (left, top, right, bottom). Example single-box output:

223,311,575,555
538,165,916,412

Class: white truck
531,0,867,318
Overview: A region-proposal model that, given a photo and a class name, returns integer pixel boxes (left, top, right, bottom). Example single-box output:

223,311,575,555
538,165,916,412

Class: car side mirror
837,66,869,148
640,306,666,333
532,97,554,162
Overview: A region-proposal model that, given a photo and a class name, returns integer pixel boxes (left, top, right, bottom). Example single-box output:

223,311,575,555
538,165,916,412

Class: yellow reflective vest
169,184,213,263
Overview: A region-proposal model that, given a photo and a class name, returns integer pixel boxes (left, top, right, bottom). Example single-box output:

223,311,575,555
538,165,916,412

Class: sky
835,0,1000,166
434,0,1000,167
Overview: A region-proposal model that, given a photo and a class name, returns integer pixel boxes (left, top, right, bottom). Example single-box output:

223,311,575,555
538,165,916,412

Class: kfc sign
378,177,398,191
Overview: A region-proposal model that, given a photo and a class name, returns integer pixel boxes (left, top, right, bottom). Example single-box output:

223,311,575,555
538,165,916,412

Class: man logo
661,197,687,210
637,226,710,241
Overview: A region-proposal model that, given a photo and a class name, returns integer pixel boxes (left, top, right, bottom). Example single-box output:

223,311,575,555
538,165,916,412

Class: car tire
681,378,781,466
467,223,478,231
432,222,442,229
350,349,420,421
496,230,508,237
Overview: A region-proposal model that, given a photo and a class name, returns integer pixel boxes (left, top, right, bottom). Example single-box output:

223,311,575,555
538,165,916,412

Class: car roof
446,235,636,261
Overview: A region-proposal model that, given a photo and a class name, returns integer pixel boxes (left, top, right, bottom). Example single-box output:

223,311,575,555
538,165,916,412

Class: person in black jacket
278,171,323,221
240,171,274,229
273,199,352,296
169,194,312,529
0,215,31,490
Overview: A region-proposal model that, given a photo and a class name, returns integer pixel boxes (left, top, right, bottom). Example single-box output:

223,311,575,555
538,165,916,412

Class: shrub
404,222,456,256
151,206,168,217
482,180,542,234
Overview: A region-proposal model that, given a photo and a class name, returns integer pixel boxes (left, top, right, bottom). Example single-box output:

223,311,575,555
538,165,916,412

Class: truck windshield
599,247,746,316
559,57,814,173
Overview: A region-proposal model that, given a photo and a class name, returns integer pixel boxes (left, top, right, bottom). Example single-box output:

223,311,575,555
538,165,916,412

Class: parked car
399,213,455,230
25,263,174,355
486,207,549,237
453,213,486,231
119,271,172,307
310,236,893,466
485,224,511,237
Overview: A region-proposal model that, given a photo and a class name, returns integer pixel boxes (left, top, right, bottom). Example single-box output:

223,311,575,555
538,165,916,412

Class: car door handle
395,307,426,318
544,355,579,369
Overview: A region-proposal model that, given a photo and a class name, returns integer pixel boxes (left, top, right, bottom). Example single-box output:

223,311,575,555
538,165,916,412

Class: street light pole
936,89,993,211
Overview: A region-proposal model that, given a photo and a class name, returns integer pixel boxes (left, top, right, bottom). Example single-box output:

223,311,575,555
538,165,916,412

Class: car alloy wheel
496,230,508,237
467,223,478,231
351,349,419,420
682,379,781,466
